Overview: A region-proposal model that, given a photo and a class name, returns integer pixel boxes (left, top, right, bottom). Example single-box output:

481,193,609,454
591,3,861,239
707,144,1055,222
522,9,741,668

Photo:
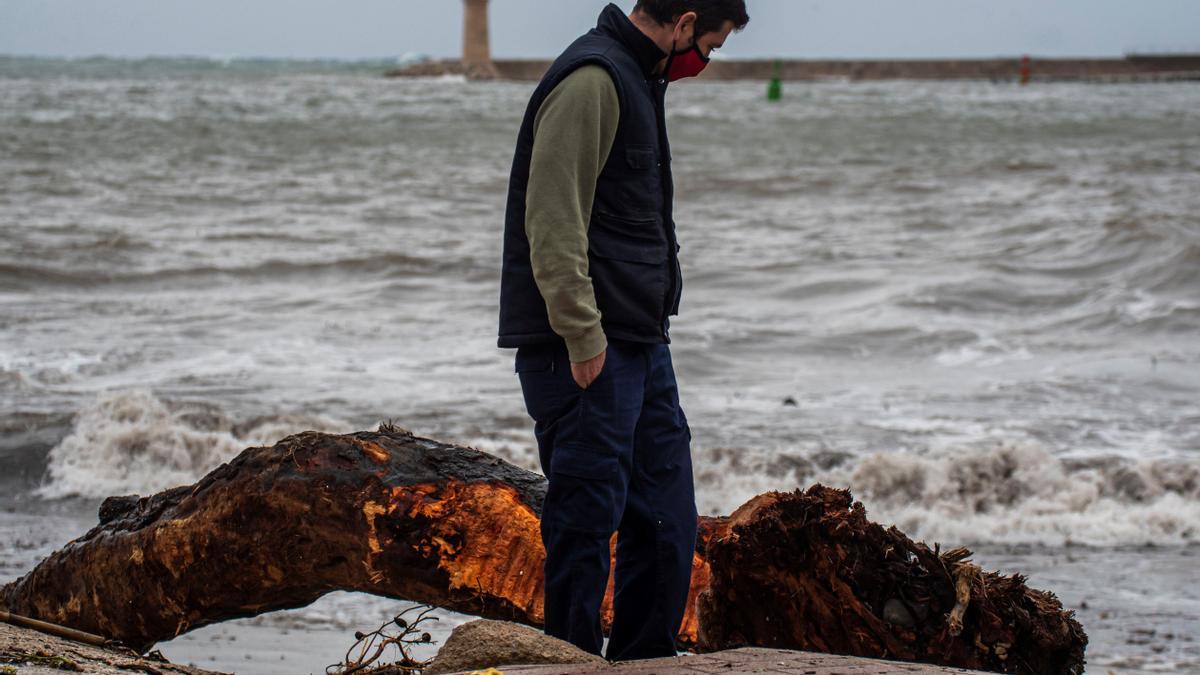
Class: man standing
497,0,749,662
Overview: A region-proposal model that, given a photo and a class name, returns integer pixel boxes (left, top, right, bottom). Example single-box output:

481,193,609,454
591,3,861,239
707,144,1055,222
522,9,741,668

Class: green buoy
767,59,783,101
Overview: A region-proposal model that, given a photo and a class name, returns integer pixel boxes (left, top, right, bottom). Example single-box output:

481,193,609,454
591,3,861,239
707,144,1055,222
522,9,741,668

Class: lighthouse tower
462,0,499,79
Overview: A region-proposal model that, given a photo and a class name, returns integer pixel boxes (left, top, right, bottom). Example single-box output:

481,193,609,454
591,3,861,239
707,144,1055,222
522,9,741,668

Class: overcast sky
2,0,1198,61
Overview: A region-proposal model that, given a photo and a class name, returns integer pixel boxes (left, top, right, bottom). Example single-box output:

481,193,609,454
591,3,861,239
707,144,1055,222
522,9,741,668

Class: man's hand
570,348,606,390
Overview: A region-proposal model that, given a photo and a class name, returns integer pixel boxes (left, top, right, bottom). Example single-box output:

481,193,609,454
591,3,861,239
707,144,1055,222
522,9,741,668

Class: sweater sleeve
525,64,620,363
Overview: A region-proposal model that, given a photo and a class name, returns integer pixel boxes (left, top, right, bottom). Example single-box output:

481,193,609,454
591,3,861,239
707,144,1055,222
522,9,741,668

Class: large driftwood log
2,425,561,654
696,486,1088,675
1,426,1085,673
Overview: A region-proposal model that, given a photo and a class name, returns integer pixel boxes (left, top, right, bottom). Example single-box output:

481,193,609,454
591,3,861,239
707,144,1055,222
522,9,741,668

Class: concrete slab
447,646,993,674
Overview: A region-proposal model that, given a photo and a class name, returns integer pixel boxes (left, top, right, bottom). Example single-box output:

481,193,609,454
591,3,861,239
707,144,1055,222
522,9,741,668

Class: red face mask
666,42,710,81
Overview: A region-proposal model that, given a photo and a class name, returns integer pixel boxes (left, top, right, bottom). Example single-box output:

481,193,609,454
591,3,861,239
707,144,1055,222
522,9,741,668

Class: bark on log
2,425,558,654
696,486,1088,675
1,426,1085,673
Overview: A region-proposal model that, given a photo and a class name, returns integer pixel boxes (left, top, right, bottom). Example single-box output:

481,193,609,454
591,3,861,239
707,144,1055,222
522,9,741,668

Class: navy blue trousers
514,338,698,661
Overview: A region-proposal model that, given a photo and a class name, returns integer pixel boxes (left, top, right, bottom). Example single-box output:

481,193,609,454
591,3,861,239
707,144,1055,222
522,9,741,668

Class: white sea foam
33,388,355,500
695,442,1200,548
0,349,106,386
933,337,1034,367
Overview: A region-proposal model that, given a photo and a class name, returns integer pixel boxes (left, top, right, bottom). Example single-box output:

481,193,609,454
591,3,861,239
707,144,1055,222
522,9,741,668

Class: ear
673,11,698,42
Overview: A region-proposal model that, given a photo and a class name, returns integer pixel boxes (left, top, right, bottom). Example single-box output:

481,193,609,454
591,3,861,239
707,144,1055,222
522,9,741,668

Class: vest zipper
654,77,673,340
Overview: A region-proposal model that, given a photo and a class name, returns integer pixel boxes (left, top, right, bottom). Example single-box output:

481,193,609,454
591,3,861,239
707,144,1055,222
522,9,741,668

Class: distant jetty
412,2,1199,83
386,54,1200,83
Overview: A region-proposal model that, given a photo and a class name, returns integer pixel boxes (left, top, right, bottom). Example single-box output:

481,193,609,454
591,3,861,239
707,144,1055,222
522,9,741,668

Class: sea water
1,55,1197,674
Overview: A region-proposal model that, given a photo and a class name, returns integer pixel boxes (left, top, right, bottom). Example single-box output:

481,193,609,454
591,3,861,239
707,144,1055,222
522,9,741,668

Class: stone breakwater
387,55,1200,82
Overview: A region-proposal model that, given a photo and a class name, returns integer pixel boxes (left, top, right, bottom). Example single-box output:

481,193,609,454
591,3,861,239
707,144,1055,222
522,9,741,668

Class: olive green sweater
526,65,620,363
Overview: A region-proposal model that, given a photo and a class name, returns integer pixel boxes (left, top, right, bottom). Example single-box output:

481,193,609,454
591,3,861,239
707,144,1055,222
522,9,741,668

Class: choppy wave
695,442,1200,547
28,387,1200,549
0,54,427,80
0,252,441,290
33,388,355,499
3,70,1199,541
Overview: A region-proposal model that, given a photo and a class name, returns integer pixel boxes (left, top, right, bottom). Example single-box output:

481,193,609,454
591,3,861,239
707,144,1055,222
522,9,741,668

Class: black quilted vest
497,2,682,348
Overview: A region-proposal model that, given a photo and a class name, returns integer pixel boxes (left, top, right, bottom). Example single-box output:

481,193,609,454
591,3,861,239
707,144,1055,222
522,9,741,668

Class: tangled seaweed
326,604,440,675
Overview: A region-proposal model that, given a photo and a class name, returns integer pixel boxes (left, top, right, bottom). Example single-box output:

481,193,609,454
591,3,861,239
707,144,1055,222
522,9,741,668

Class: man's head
630,0,750,78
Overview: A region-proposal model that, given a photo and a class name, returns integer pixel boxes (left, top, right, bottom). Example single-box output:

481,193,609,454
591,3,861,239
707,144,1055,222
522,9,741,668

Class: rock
0,620,222,675
424,619,606,674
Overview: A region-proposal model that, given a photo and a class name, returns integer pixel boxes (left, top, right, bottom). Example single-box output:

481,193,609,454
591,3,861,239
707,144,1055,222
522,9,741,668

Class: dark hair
634,0,750,37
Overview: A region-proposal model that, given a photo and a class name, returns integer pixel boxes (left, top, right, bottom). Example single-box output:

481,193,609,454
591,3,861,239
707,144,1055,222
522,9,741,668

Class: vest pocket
624,145,657,171
588,211,669,332
589,233,667,264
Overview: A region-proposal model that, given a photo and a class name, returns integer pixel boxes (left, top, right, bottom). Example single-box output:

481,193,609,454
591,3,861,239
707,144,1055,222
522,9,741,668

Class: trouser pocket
516,343,578,427
544,448,622,536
